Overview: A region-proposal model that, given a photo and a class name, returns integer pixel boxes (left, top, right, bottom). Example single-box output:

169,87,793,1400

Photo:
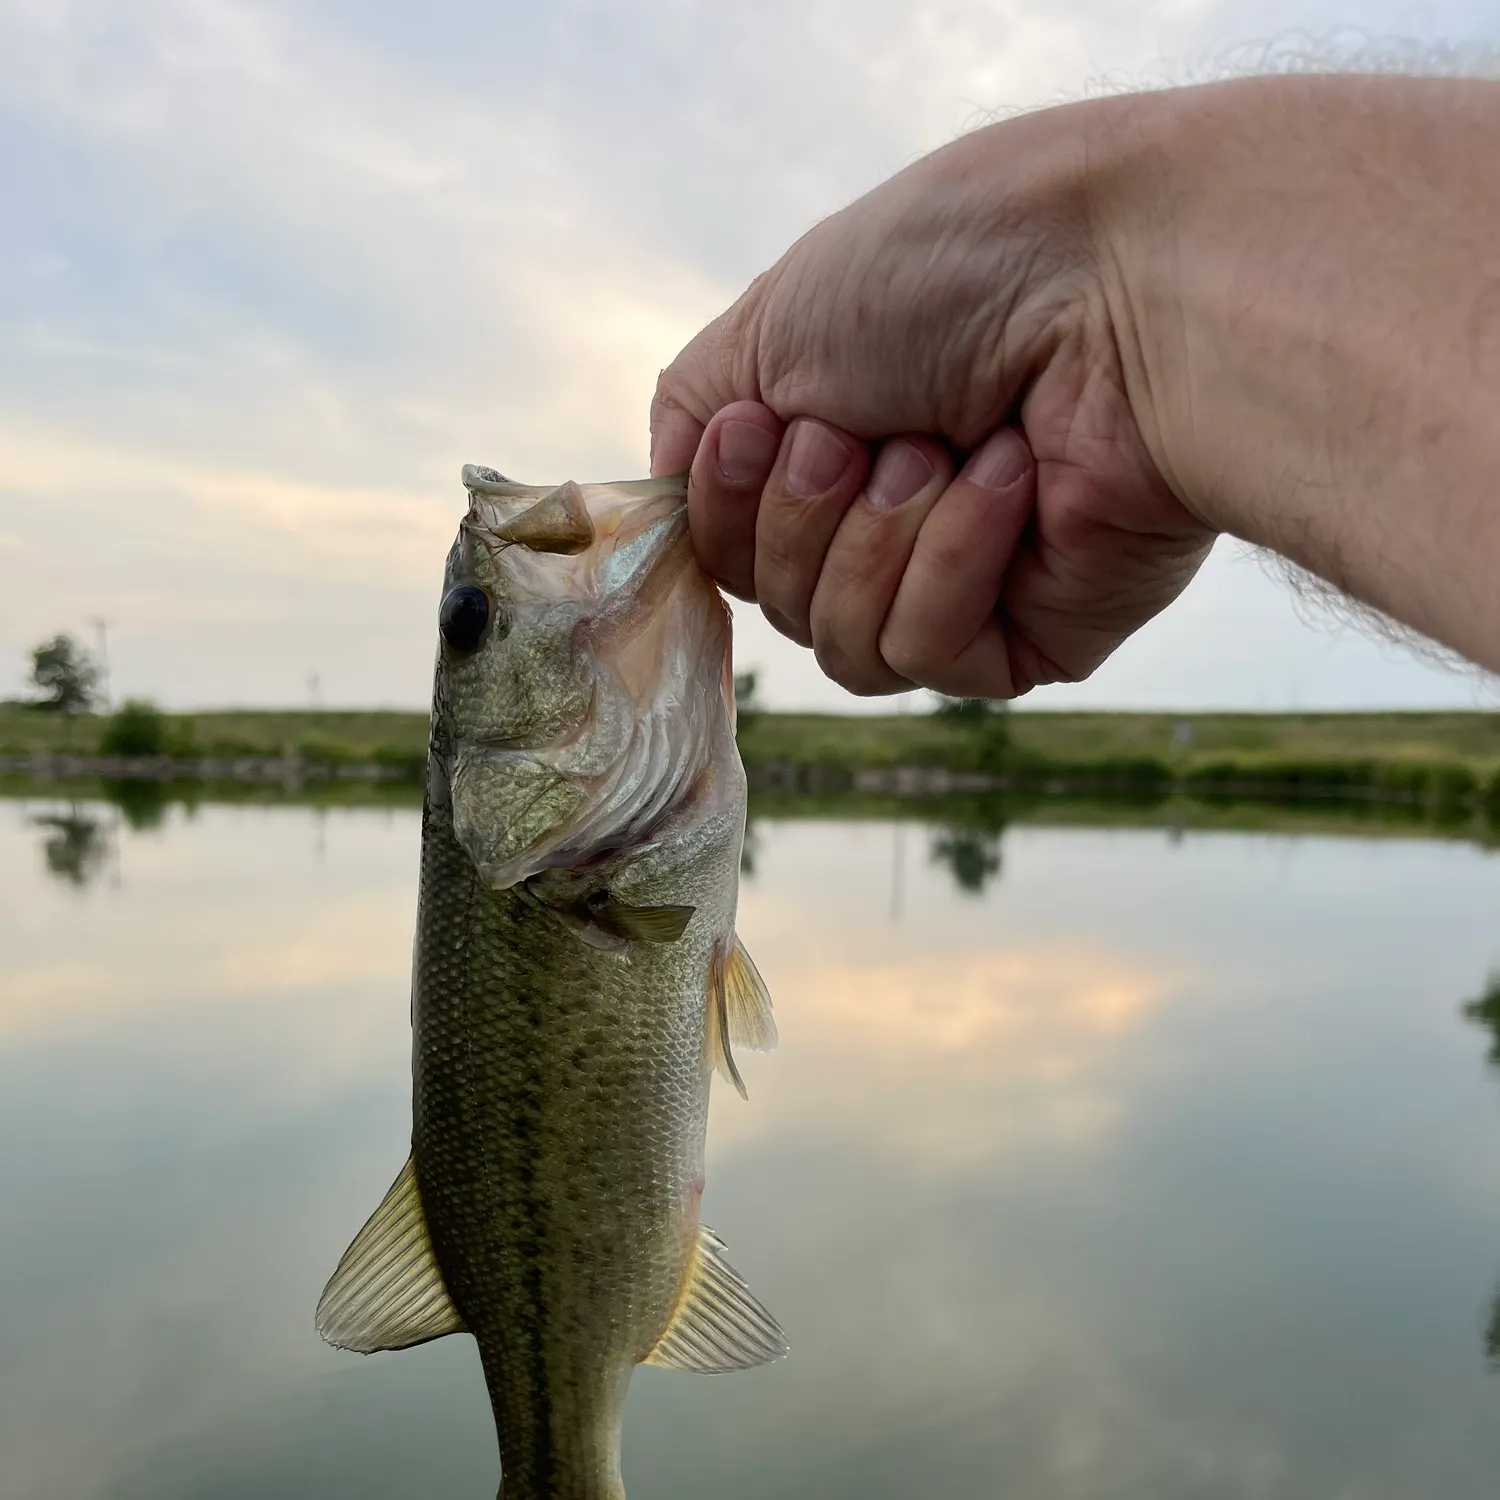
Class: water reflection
31,803,110,887
1461,971,1500,1368
29,781,171,890
103,776,171,832
3,799,1500,1498
740,815,760,879
1463,971,1500,1070
928,822,1003,894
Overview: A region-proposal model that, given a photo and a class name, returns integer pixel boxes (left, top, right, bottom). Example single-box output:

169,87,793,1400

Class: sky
3,0,1500,714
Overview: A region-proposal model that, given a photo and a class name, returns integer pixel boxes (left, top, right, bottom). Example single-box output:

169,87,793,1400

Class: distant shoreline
4,705,1500,827
5,704,1500,760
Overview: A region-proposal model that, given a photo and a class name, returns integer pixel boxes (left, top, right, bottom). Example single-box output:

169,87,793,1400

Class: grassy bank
7,705,1500,808
8,705,1500,766
0,706,429,762
738,708,1500,773
740,710,1500,814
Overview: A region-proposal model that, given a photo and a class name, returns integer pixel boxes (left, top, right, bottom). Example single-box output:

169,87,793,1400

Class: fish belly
411,804,712,1500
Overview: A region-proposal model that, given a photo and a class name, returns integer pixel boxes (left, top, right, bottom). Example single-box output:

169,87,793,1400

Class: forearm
1104,75,1500,669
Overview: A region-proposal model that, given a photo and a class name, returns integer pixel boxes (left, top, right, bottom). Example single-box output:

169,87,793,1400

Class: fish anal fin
594,898,695,944
316,1155,465,1353
643,1225,788,1374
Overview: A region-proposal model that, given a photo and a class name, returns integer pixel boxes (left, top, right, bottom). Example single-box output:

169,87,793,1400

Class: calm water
3,794,1500,1499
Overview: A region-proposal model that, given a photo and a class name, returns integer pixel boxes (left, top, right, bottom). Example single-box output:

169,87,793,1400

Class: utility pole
91,617,110,711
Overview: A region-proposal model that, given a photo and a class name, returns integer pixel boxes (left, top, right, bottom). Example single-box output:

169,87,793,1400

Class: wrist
1099,75,1500,535
1090,75,1500,668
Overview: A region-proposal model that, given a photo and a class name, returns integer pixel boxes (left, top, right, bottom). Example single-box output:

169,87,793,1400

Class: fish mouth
461,466,689,504
459,470,689,561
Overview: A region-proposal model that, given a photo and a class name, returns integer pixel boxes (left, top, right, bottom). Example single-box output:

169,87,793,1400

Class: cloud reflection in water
1,803,1500,1498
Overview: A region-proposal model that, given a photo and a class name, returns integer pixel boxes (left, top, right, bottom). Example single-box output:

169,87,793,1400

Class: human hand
650,97,1214,698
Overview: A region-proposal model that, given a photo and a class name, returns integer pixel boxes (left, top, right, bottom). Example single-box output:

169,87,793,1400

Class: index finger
648,387,706,478
650,298,766,476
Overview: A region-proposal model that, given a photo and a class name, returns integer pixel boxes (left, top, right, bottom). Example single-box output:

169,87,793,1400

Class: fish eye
439,584,492,654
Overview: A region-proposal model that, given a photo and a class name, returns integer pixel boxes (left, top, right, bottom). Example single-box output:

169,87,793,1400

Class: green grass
8,704,1500,795
737,711,993,769
740,709,1500,774
0,706,429,761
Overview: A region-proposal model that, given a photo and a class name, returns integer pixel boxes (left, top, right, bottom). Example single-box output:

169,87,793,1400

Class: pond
2,792,1499,1498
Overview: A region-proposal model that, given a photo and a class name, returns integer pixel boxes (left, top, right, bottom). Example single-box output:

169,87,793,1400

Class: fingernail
784,420,852,498
716,420,779,486
867,440,935,511
966,429,1032,491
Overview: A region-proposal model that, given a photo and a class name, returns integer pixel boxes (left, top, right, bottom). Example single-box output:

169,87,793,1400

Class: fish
316,465,785,1500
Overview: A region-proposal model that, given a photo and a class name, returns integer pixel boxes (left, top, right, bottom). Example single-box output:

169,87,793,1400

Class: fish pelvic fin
316,1154,465,1353
642,1225,788,1374
707,936,778,1101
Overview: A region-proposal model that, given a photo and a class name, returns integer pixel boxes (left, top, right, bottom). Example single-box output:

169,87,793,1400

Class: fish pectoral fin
643,1225,788,1374
707,936,778,1101
316,1154,465,1354
593,897,695,944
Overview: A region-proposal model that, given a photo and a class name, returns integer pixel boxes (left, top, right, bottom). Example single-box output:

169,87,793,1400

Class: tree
100,700,168,756
933,695,1007,724
734,670,760,728
932,695,1010,771
29,635,100,714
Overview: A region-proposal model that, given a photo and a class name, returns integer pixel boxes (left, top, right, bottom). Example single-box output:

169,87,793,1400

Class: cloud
2,0,1499,707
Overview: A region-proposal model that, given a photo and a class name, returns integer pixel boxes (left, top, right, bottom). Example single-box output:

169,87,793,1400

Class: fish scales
414,791,724,1496
318,470,784,1500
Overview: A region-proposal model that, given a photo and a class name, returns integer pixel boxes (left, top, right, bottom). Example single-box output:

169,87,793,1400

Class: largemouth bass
316,466,785,1500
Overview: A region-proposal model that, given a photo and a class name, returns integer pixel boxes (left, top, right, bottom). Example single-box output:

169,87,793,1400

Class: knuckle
754,526,810,599
761,601,812,648
878,629,937,684
812,633,862,693
813,623,899,697
650,365,705,426
922,525,984,579
818,534,885,598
